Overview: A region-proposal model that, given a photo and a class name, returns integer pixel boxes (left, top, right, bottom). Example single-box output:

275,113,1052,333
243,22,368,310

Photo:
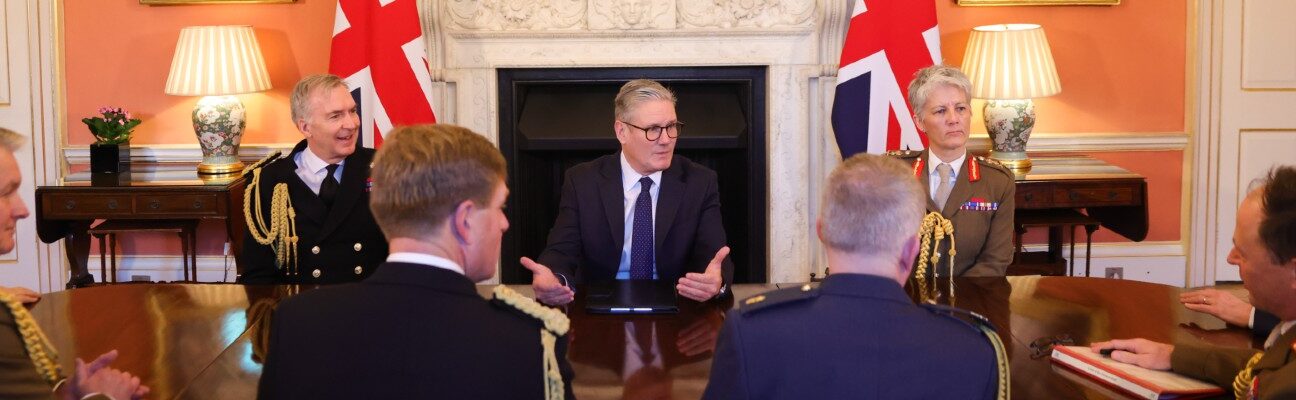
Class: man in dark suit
522,79,733,305
257,124,573,399
703,154,1006,400
1094,166,1296,399
238,74,387,284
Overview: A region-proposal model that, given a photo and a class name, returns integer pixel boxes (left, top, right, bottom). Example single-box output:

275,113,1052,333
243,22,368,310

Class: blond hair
370,124,506,239
0,127,26,152
820,154,925,255
908,65,973,120
291,74,347,124
614,79,676,121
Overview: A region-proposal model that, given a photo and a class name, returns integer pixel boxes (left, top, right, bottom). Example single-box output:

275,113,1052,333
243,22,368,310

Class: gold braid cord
977,323,1010,400
493,286,571,400
244,165,299,275
914,212,957,304
1233,351,1264,400
0,291,63,386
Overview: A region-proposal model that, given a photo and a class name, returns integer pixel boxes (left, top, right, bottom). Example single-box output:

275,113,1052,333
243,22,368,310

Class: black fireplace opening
497,66,768,284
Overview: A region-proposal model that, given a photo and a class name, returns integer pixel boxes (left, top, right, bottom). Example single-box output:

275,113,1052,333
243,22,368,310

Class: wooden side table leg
1085,224,1098,277
64,221,94,289
96,234,107,284
179,231,190,281
1068,225,1078,277
108,233,118,283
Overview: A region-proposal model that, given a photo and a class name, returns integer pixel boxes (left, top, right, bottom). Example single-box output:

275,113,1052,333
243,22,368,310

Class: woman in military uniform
890,65,1015,277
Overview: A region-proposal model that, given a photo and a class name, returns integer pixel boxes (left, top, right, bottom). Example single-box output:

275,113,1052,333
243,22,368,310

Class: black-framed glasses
621,120,683,141
1029,334,1073,359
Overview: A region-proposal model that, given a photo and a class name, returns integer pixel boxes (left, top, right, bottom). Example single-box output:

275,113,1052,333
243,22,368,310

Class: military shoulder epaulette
885,149,920,158
738,284,820,316
491,286,570,335
243,151,284,176
920,303,998,332
974,156,1013,178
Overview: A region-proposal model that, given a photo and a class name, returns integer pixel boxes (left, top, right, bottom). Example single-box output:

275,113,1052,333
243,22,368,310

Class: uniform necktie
935,163,953,211
319,163,340,208
630,177,655,280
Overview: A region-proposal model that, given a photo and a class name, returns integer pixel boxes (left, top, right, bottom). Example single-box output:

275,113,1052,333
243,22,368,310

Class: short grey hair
908,65,973,120
614,79,677,121
291,74,348,124
820,153,925,255
0,127,26,152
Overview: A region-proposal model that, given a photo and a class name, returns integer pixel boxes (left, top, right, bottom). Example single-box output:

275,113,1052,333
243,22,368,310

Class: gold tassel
243,166,299,274
493,286,570,400
0,291,63,386
1233,351,1264,400
914,212,956,304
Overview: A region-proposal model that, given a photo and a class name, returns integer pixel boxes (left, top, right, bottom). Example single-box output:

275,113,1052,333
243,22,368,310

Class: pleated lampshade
165,25,272,96
961,24,1061,100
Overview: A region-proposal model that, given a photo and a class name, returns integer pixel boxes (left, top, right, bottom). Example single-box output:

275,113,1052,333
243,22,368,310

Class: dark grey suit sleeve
255,307,284,399
690,173,734,285
1254,308,1280,341
537,170,584,283
702,311,749,400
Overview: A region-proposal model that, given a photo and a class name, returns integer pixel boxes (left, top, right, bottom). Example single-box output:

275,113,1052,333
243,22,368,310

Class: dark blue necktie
630,177,655,280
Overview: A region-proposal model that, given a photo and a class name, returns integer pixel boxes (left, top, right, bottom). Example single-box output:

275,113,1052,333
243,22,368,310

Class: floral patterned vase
193,95,246,175
983,99,1035,177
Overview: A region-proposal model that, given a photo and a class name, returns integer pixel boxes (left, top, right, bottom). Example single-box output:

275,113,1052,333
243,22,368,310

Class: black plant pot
90,142,130,173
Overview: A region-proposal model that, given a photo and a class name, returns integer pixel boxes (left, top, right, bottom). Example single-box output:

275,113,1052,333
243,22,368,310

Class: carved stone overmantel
421,0,851,283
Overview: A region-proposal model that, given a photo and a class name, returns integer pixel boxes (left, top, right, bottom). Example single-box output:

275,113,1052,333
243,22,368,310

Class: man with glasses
523,79,733,305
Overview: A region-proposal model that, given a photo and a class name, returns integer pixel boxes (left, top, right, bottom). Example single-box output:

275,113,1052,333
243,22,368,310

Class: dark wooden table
35,171,247,287
27,277,1249,399
1012,157,1149,275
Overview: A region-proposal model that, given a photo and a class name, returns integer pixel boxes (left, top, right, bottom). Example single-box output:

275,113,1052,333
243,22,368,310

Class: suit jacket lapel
654,161,683,252
318,151,368,239
1254,325,1296,371
280,141,327,226
942,157,974,217
919,151,940,213
599,156,625,252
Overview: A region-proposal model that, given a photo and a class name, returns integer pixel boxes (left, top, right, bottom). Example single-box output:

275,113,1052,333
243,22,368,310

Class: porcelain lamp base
193,95,247,175
983,98,1036,178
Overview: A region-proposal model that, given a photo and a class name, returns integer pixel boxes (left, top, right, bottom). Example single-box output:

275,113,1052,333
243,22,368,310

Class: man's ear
613,120,629,145
296,118,311,137
896,235,920,282
451,200,476,246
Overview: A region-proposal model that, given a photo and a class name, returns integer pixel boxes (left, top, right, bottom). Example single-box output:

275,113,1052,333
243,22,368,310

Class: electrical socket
1105,267,1124,280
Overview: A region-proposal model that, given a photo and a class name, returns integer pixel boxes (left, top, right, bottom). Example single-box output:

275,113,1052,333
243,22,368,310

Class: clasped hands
523,246,730,306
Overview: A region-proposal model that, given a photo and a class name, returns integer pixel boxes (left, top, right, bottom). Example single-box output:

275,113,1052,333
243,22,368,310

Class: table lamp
165,25,271,175
961,23,1061,177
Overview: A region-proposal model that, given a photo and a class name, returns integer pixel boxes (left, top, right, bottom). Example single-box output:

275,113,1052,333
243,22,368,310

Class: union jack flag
831,0,941,157
329,0,437,149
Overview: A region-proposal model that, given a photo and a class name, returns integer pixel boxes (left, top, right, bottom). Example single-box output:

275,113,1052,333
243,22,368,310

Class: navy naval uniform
237,140,388,284
702,273,1003,399
888,149,1016,277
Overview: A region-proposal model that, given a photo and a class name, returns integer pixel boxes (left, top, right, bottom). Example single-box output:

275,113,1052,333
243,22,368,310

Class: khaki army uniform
1173,325,1296,399
890,150,1016,277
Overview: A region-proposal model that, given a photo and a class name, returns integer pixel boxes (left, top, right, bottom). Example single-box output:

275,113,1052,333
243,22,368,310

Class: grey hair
0,127,27,152
820,153,926,255
291,74,348,124
614,79,677,121
908,65,973,121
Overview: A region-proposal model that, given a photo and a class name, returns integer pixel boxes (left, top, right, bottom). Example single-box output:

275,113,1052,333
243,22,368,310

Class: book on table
1050,345,1224,400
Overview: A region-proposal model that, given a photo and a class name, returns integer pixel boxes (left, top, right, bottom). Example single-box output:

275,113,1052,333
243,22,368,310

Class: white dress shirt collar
386,252,465,276
619,152,664,193
927,151,967,179
300,146,344,174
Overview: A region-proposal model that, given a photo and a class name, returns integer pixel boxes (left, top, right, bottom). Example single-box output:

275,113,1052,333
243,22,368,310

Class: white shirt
927,151,967,202
622,321,663,381
386,252,466,276
617,153,663,280
294,147,346,195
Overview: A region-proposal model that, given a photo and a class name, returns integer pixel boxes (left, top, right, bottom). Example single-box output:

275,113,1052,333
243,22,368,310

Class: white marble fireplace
421,0,850,283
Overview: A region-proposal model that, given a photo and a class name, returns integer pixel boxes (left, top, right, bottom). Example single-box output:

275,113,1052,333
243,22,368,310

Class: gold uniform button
354,243,363,252
311,269,321,278
354,266,363,275
311,246,320,255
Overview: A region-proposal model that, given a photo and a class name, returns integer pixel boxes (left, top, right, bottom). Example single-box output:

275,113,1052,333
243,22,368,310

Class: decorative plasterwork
588,0,673,30
443,0,816,32
446,0,587,30
677,0,815,29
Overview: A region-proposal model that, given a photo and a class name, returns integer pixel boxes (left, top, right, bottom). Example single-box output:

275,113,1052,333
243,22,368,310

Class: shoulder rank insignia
243,151,284,176
738,284,819,316
974,156,1012,177
492,286,569,400
885,149,920,158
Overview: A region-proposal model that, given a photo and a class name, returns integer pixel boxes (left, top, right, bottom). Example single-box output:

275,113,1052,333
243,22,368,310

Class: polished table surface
27,277,1252,399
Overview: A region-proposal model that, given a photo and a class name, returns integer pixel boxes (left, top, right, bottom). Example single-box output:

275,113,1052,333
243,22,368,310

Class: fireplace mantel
419,0,850,283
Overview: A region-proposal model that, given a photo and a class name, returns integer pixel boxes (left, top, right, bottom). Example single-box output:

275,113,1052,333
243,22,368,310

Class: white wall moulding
1019,241,1188,287
969,132,1190,153
63,144,290,166
1241,0,1296,90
